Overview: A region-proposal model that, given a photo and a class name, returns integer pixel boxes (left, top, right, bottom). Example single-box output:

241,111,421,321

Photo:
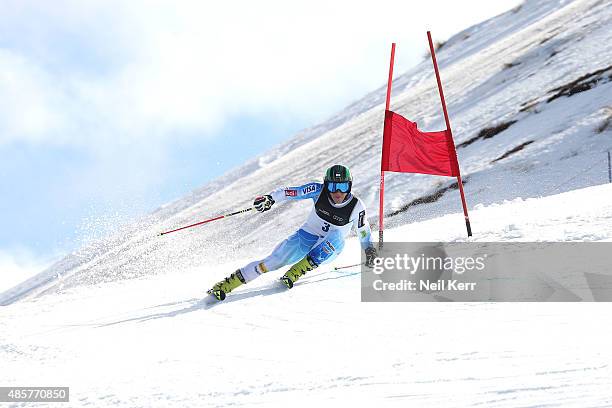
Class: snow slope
2,0,611,303
3,0,612,406
2,184,612,407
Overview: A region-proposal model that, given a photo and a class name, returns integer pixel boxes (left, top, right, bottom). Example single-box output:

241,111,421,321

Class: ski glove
254,195,275,212
364,246,378,268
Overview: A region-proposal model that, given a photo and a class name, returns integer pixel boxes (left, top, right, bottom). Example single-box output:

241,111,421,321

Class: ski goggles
325,181,350,193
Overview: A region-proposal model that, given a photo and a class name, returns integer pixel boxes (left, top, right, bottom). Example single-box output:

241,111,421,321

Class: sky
0,0,522,289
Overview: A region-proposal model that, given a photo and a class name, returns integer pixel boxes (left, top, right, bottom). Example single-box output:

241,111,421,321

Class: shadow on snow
96,270,360,327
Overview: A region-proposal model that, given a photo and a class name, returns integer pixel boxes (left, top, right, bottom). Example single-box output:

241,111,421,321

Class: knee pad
308,230,345,266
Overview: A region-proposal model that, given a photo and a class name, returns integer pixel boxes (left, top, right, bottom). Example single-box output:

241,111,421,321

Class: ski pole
158,207,254,236
333,262,365,270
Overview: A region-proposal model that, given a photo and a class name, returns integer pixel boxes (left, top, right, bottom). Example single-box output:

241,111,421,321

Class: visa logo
302,185,316,194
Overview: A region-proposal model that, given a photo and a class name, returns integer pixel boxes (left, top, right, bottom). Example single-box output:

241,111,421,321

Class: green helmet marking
324,165,352,182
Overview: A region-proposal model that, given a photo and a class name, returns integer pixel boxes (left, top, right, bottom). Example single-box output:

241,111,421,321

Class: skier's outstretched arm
254,182,323,212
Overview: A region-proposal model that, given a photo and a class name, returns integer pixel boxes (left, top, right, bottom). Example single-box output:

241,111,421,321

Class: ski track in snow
2,184,612,407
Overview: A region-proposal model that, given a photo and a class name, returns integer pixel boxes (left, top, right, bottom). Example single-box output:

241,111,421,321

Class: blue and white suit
239,182,374,282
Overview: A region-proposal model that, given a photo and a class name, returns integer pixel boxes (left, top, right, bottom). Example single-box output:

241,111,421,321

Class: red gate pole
427,31,472,237
379,43,396,249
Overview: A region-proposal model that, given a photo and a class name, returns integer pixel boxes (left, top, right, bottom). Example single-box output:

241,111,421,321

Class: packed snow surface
2,0,612,405
2,184,612,407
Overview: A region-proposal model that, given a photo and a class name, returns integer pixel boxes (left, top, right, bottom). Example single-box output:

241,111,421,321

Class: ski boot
280,255,318,289
207,270,246,301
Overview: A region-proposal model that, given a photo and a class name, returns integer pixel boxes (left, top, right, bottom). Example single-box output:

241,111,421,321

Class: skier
207,164,378,301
